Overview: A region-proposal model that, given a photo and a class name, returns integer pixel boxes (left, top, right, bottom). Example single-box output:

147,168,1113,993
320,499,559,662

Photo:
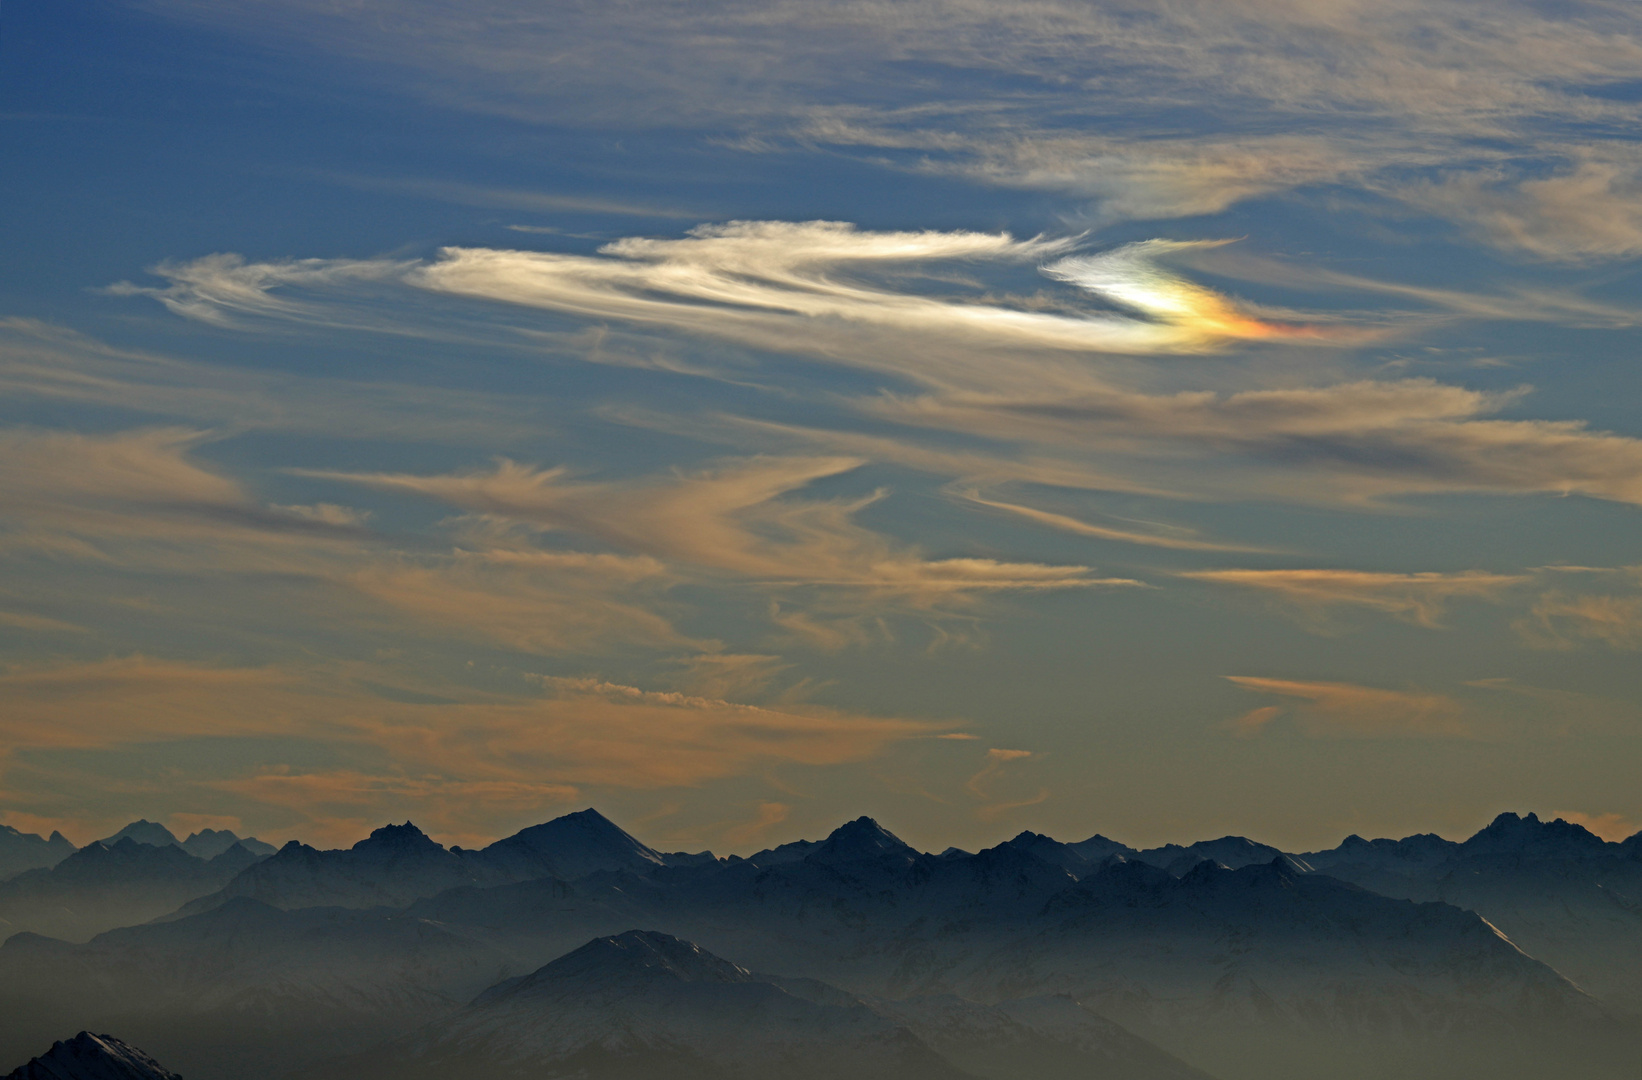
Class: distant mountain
0,838,263,942
6,809,1641,1080
169,822,512,918
858,991,1215,1080
1302,812,1642,1016
95,822,181,850
305,930,1206,1080
1130,836,1299,875
0,826,75,883
463,808,668,881
180,829,276,860
3,1031,180,1080
397,819,1634,1080
174,810,673,919
0,897,511,1080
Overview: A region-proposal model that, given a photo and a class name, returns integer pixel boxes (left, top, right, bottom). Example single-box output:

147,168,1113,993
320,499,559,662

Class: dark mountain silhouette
3,809,1641,1080
0,838,262,942
0,826,75,883
3,1031,180,1080
1302,811,1642,1016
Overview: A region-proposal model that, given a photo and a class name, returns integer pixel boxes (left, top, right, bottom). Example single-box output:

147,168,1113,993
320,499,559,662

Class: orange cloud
0,657,937,845
1225,676,1471,738
1552,811,1641,843
1183,568,1527,629
1516,591,1642,651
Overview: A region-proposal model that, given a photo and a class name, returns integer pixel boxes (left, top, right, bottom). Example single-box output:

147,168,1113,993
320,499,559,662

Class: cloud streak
1225,676,1472,739
1182,568,1529,629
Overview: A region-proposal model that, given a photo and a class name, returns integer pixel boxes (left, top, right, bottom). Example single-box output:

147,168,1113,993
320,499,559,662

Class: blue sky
3,0,1641,852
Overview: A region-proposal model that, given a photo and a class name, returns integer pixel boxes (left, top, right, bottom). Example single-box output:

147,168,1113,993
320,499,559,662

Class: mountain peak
809,816,916,865
353,821,440,853
1462,811,1608,858
478,807,665,880
477,929,752,1006
94,820,179,850
3,1031,181,1080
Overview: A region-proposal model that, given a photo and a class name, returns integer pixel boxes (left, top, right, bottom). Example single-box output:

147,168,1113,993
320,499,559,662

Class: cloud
1551,811,1641,844
132,225,1355,366
1225,675,1471,738
311,453,1117,608
875,380,1642,507
670,653,793,699
721,800,792,846
1516,591,1642,651
1181,568,1528,629
0,317,549,445
147,0,1642,248
1399,155,1642,262
0,657,938,846
959,489,1264,552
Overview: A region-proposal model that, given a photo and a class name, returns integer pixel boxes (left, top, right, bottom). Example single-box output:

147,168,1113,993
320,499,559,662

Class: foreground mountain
0,838,264,942
1302,812,1642,1016
0,826,75,883
3,1031,180,1080
306,930,1212,1080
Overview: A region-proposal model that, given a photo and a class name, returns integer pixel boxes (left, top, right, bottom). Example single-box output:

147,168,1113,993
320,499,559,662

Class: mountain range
1,808,1638,1080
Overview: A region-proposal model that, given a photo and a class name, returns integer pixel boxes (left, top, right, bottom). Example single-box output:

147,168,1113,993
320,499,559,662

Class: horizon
3,0,1641,865
16,802,1635,857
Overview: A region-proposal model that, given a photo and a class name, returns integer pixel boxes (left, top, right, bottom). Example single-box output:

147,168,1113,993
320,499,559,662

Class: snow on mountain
0,838,262,943
807,816,920,868
1301,812,1642,1016
0,826,75,883
305,930,978,1080
94,822,180,850
1131,836,1298,874
464,808,668,881
2,1031,181,1080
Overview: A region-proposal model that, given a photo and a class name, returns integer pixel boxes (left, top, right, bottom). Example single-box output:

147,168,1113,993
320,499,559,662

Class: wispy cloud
308,453,1121,608
0,657,938,846
1182,568,1529,629
1225,675,1472,739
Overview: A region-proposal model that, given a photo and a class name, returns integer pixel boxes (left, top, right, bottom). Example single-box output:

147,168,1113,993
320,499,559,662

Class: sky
2,0,1641,854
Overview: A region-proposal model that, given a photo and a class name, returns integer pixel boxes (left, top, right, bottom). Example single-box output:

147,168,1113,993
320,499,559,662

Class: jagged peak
811,816,915,862
5,1030,181,1080
353,821,441,853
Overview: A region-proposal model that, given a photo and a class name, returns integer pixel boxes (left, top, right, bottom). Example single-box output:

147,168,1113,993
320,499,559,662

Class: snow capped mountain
1130,836,1300,875
0,826,75,883
6,808,1641,1080
0,837,262,942
464,808,668,881
1302,812,1642,1017
2,1032,180,1080
806,817,920,868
